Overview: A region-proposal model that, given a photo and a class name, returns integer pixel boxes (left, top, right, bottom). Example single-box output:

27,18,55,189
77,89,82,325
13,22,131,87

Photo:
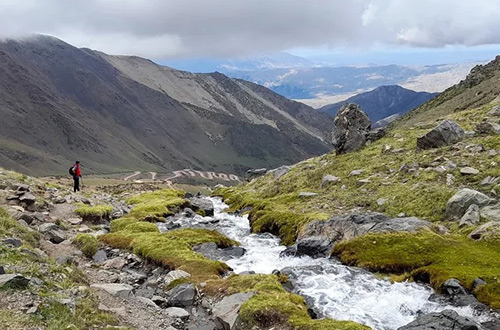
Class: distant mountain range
162,52,479,100
319,85,438,125
0,36,332,176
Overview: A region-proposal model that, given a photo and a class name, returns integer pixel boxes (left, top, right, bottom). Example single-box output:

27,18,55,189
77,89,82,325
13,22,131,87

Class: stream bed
159,197,494,330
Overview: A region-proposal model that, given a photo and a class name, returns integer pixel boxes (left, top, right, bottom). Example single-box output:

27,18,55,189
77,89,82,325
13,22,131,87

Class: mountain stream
159,197,494,330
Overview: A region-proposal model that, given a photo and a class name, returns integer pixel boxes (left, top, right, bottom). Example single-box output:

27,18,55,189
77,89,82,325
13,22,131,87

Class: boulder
478,204,500,222
103,257,126,270
366,128,386,142
487,105,500,116
481,176,499,186
416,119,465,150
193,242,245,261
272,165,291,180
0,274,30,289
168,283,195,307
165,307,190,321
38,223,58,233
92,250,108,263
297,213,431,258
476,121,500,135
212,292,255,330
445,189,492,220
331,103,371,154
245,168,267,181
90,283,133,298
321,175,340,188
459,204,480,227
189,197,214,217
164,270,191,287
45,228,67,244
398,309,479,330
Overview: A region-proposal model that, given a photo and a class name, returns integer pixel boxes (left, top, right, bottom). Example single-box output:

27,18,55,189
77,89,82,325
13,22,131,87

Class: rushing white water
159,197,493,330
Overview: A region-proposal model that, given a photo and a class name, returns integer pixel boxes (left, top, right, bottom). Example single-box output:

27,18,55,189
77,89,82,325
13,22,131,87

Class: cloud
0,0,499,58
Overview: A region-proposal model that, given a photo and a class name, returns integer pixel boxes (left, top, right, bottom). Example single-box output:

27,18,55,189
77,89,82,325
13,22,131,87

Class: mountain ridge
0,35,332,176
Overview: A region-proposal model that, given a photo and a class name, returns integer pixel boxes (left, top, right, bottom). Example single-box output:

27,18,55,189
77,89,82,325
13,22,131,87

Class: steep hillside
0,36,332,176
319,85,437,123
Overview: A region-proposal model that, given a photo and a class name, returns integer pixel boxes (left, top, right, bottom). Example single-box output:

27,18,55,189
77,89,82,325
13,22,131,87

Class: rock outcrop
331,103,372,154
296,213,431,257
416,119,465,150
398,310,480,330
445,189,492,220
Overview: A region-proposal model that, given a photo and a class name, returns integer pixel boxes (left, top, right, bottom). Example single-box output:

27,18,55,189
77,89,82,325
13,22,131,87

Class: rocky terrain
0,35,332,176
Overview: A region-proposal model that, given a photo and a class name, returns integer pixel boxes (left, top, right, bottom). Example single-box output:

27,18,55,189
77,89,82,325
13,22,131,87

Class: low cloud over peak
1,0,499,58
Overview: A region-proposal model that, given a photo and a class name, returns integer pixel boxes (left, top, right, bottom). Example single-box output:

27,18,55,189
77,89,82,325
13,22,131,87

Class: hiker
70,161,82,192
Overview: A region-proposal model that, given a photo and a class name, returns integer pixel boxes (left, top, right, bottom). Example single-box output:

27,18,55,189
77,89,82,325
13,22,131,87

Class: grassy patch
206,274,369,330
332,231,500,308
126,189,188,220
74,204,113,218
100,228,237,281
73,234,99,258
0,207,40,247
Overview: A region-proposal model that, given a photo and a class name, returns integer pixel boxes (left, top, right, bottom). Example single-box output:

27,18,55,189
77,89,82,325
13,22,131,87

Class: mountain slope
319,85,437,122
0,36,332,176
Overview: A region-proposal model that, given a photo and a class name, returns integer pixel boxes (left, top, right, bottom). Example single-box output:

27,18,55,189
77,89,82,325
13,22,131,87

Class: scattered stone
349,169,365,176
459,204,480,227
2,237,22,248
460,167,479,175
26,306,38,314
55,255,74,265
45,228,67,244
103,257,126,269
90,283,133,298
67,218,83,225
481,176,499,186
331,103,372,154
151,295,167,306
0,274,30,289
487,105,500,116
473,278,487,289
416,119,465,150
442,279,467,295
381,145,393,153
168,283,196,307
0,266,4,275
18,193,36,205
321,175,340,188
165,307,190,321
164,270,191,287
38,223,58,233
92,250,107,263
398,309,479,330
212,292,255,330
193,243,245,261
16,184,29,192
446,174,455,186
445,189,492,220
468,222,500,240
366,128,386,142
78,225,92,233
377,198,388,206
298,192,317,198
135,296,159,309
476,121,500,135
478,204,500,222
272,165,291,180
356,179,371,186
189,197,214,217
245,168,267,181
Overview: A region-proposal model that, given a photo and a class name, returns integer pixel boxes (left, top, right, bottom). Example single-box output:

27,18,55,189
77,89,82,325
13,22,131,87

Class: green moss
126,189,188,220
124,222,159,233
100,228,237,281
73,234,99,258
166,277,191,290
110,217,138,232
332,231,500,308
74,204,113,218
205,274,369,330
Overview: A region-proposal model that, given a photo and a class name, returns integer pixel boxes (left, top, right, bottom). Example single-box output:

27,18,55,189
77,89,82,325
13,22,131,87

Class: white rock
90,283,133,298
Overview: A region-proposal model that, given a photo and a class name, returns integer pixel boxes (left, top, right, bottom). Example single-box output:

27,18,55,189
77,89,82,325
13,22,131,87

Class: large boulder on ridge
331,103,371,154
296,213,431,257
416,119,465,150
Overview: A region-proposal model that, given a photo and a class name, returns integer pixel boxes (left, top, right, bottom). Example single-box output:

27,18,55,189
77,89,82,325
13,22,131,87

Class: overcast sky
1,0,500,64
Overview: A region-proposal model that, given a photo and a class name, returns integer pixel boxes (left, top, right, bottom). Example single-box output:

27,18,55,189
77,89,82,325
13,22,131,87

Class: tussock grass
74,204,113,218
126,189,188,220
73,234,99,258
